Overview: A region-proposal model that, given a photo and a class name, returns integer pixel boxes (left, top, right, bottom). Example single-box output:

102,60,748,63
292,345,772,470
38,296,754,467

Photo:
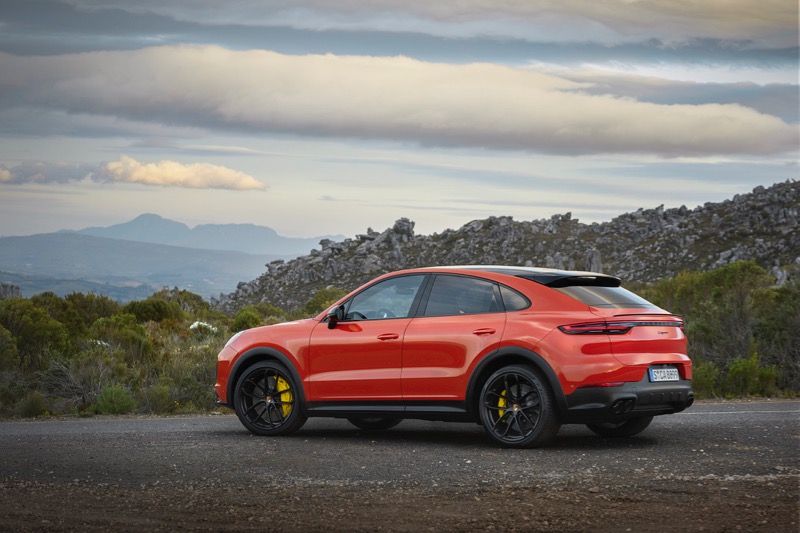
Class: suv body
215,266,693,447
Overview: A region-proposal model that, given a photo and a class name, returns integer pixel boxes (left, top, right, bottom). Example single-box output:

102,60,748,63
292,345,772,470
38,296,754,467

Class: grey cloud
63,0,799,48
0,46,796,157
0,161,95,184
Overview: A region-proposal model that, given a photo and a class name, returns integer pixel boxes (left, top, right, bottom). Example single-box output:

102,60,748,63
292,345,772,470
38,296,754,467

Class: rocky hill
213,181,799,313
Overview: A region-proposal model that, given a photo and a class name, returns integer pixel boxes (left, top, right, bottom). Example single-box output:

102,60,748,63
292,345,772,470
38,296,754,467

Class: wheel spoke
518,407,538,431
513,412,528,437
492,411,512,437
244,400,266,420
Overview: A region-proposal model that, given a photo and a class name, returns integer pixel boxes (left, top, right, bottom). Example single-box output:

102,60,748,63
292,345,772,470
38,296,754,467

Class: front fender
226,347,309,410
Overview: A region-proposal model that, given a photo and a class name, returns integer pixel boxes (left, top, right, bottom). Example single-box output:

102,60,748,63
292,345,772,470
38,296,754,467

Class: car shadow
215,419,662,451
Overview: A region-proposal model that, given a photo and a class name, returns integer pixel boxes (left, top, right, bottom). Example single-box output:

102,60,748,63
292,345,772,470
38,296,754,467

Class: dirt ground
0,474,796,531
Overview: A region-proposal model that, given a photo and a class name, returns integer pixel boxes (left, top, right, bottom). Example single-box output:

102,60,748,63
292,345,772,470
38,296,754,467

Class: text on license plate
649,367,680,382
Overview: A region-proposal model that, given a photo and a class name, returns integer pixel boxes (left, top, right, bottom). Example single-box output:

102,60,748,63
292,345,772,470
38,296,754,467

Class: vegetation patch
0,262,797,418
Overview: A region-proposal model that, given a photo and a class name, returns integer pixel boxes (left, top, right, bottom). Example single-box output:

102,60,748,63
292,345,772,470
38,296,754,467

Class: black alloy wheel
234,361,307,436
479,365,560,448
586,415,654,438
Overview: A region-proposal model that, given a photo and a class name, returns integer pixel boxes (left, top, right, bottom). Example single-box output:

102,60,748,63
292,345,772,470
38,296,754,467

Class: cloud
0,156,266,190
65,0,798,47
0,161,95,184
0,46,796,157
95,155,266,190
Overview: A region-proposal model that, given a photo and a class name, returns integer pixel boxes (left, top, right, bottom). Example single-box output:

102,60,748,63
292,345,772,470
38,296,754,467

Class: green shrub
0,324,19,371
757,364,778,397
691,360,720,398
90,314,153,364
141,380,176,414
95,385,137,414
17,391,47,418
232,309,261,332
124,299,185,324
725,355,759,396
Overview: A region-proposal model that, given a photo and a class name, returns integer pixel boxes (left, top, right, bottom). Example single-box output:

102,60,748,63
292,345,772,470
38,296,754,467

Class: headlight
224,331,244,348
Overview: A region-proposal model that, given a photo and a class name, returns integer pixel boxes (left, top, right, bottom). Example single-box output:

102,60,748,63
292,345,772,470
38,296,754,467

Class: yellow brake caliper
276,376,293,417
498,389,507,418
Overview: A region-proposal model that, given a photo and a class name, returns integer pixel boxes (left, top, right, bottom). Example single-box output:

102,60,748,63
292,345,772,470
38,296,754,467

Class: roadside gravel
1,400,797,532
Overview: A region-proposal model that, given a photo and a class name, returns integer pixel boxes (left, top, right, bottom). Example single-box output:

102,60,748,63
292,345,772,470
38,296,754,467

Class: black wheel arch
227,347,308,411
466,347,567,419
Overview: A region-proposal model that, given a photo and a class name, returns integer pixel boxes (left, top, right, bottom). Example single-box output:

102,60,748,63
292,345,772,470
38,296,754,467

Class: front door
307,274,427,401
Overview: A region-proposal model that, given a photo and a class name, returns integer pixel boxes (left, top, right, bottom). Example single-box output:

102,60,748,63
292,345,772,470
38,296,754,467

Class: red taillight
559,319,684,335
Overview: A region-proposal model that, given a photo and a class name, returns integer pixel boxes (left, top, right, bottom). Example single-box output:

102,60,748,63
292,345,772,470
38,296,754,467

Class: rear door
402,274,506,400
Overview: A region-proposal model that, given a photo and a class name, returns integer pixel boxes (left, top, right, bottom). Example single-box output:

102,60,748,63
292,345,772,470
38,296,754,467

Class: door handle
377,333,400,341
472,328,496,336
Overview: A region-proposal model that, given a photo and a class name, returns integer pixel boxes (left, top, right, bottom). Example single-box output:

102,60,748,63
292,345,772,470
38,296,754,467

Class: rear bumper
562,374,693,424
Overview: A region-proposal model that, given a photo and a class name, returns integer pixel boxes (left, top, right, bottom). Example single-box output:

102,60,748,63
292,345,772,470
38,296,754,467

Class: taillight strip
559,320,684,335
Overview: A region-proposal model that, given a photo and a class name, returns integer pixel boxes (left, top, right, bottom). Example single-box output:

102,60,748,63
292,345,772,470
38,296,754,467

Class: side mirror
326,305,345,329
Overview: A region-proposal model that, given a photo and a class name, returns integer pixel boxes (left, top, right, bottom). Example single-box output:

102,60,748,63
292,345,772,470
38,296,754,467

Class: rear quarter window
500,285,530,311
552,286,659,309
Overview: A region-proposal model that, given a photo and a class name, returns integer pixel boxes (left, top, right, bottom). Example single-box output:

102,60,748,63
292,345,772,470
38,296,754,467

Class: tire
234,361,307,436
347,417,402,431
586,415,654,438
479,365,560,448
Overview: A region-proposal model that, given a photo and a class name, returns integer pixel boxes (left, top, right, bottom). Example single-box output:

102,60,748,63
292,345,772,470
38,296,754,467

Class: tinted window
423,275,501,316
553,286,658,309
500,285,530,311
346,275,425,319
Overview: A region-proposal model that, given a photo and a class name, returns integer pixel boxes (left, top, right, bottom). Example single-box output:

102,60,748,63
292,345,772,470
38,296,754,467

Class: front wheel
347,417,402,431
586,416,654,438
479,365,560,448
234,361,307,436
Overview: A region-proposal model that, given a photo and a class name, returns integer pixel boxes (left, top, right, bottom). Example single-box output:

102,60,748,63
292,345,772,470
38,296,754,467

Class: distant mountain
0,232,284,301
71,213,344,256
214,181,799,313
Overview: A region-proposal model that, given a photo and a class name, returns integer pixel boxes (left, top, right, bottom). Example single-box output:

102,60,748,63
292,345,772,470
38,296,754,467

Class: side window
346,275,425,320
500,285,530,311
423,275,501,317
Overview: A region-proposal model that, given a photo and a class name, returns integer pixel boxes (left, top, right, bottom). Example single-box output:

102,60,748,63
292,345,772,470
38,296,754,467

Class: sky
0,1,797,240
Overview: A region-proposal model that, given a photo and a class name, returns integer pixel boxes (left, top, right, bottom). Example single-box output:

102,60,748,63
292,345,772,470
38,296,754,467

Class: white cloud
0,46,795,157
95,155,266,190
0,156,266,190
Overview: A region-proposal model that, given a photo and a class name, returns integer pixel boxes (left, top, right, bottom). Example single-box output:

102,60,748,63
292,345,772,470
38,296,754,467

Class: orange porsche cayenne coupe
215,266,694,447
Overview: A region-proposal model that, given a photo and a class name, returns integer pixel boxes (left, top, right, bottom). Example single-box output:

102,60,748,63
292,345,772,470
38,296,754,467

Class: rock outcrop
213,180,799,313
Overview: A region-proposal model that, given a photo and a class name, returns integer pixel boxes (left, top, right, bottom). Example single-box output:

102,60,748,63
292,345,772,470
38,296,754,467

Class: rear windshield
553,286,659,309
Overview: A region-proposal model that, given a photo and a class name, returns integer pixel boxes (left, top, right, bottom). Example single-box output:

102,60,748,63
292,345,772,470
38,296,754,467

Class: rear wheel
234,361,307,436
586,415,654,438
347,417,402,430
479,365,560,448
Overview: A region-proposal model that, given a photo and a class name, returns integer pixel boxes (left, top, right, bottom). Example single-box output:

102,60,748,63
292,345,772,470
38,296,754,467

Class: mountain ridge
0,232,284,301
68,213,344,255
214,180,799,313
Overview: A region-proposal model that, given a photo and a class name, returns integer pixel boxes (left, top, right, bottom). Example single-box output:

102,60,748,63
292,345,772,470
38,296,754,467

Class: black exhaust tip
623,399,635,413
610,398,636,415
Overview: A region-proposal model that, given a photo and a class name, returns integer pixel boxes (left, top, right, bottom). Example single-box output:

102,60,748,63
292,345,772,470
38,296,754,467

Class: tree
0,298,68,371
123,299,185,324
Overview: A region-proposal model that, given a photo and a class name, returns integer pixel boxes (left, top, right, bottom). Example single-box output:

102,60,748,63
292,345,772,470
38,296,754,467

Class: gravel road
1,399,798,532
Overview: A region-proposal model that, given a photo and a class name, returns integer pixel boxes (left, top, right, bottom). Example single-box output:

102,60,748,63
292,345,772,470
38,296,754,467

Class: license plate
649,367,680,382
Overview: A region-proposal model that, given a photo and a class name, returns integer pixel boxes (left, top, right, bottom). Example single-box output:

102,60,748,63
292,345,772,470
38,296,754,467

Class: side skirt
305,401,474,423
